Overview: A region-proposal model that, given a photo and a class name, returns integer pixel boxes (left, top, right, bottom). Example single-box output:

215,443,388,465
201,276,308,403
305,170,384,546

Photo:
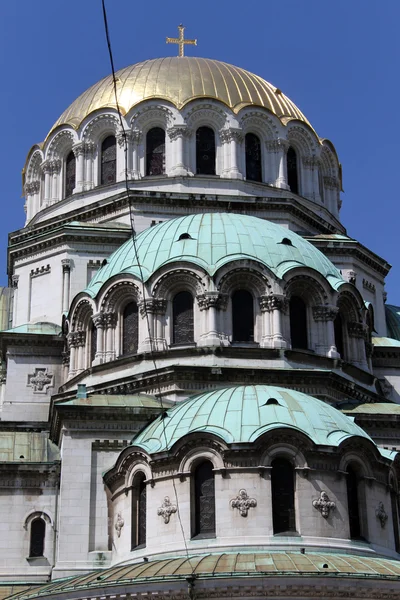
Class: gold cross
166,24,197,58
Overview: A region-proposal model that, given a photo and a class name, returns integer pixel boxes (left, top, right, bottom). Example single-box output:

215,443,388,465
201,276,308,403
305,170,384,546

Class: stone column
41,161,52,206
167,125,190,176
104,312,118,362
154,299,168,351
312,305,339,358
11,274,19,328
130,129,142,179
197,293,229,347
92,312,106,365
139,299,158,352
83,141,96,190
116,130,134,180
220,129,243,179
276,139,290,190
61,259,72,314
67,330,85,377
50,159,61,203
259,295,288,348
75,330,86,373
61,350,70,383
72,143,85,193
24,181,40,221
347,321,368,370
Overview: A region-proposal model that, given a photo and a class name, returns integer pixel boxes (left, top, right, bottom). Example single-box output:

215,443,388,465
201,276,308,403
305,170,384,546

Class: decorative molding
114,512,124,537
312,491,336,518
345,270,357,285
197,292,227,311
157,496,177,524
11,274,19,289
68,330,86,348
25,180,40,195
27,368,54,394
30,264,51,278
167,125,192,141
259,295,288,313
220,128,243,144
323,175,339,189
265,138,289,153
363,278,376,293
312,305,339,322
61,258,72,272
230,489,257,517
347,321,367,339
375,501,388,528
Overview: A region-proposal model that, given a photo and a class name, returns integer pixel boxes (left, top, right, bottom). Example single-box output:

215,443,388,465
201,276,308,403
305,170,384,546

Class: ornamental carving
312,491,336,518
27,368,54,394
92,312,106,328
197,292,227,311
323,175,339,189
139,298,167,316
61,258,72,272
302,155,320,169
312,305,339,322
114,512,124,537
25,180,40,195
219,128,243,144
104,312,118,328
157,496,177,524
230,489,257,517
259,295,288,313
265,138,289,153
375,502,388,528
68,330,86,348
347,321,367,339
167,125,192,141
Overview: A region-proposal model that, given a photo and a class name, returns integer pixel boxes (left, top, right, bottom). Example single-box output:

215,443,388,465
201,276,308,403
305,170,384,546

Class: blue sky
0,0,399,299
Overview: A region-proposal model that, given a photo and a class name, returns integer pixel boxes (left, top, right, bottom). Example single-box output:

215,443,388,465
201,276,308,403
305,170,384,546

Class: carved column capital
68,330,86,348
41,160,52,175
61,259,72,273
347,321,367,339
259,294,288,313
92,312,106,328
72,142,85,157
49,158,61,174
167,125,191,141
312,305,339,322
197,292,227,311
302,155,320,169
11,274,19,289
219,128,243,144
25,180,40,195
84,140,96,156
104,312,118,328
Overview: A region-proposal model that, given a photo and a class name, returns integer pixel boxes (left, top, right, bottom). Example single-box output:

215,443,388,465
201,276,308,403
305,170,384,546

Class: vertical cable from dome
100,0,195,576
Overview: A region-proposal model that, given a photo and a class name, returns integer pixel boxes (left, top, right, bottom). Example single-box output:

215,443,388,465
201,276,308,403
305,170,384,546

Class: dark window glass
196,127,216,175
146,128,165,176
90,323,97,363
245,133,262,182
101,135,116,185
271,458,296,534
289,296,307,350
346,466,361,539
172,291,194,344
30,518,45,557
194,461,215,537
65,151,76,197
287,146,299,194
132,473,146,548
122,302,139,355
334,312,344,357
232,290,254,343
391,488,400,552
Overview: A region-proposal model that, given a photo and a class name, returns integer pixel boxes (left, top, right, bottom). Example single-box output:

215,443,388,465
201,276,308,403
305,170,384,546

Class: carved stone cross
230,489,257,517
27,368,53,393
312,491,336,518
157,496,177,524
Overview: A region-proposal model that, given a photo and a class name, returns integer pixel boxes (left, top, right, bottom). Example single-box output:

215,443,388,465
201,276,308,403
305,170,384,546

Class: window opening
287,146,299,194
132,473,147,549
29,518,45,557
196,127,216,175
146,128,165,176
65,151,76,197
334,312,344,358
90,322,97,363
100,135,117,185
271,458,296,534
194,461,215,537
172,291,194,344
232,289,254,343
346,466,361,539
245,133,262,182
289,296,308,350
122,302,139,355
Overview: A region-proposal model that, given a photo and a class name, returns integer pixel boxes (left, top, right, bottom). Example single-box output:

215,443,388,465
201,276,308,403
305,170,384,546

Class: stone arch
178,444,225,473
286,122,319,157
152,268,205,300
217,263,271,298
81,112,121,144
25,148,43,184
130,104,175,134
258,431,311,469
184,101,228,131
238,109,279,141
99,279,141,313
284,271,330,305
70,297,96,330
23,510,54,531
46,128,77,160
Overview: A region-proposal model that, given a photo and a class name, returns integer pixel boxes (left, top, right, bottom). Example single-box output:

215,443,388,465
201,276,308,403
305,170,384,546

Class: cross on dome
166,24,197,57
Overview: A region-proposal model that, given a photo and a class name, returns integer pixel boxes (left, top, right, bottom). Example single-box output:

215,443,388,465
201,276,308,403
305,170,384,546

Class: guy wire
100,0,196,577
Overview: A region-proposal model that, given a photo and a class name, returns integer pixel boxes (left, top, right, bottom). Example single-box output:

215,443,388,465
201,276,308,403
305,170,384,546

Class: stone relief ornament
157,496,177,524
230,489,257,517
312,491,336,518
115,512,124,537
375,502,388,528
27,368,54,394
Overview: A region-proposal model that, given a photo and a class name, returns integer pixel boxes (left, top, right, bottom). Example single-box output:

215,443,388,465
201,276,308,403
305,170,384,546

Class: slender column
72,143,85,193
129,129,141,179
92,312,106,364
276,139,290,190
83,141,96,190
41,161,52,205
24,181,40,221
347,321,368,370
76,330,86,373
197,293,229,347
154,299,167,351
11,275,19,328
265,140,278,185
61,259,72,313
227,129,243,179
312,305,339,358
61,350,70,383
259,295,288,348
104,312,118,361
139,300,157,352
219,129,231,176
167,125,189,176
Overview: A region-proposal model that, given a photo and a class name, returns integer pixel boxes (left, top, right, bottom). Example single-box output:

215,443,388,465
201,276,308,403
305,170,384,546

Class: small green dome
385,304,400,341
85,213,344,297
131,385,370,453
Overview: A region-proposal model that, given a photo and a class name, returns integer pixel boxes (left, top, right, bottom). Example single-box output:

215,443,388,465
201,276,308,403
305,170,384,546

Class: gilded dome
51,57,311,133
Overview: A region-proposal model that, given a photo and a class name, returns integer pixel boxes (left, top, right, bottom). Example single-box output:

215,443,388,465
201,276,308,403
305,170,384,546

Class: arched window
334,312,345,358
245,133,262,182
289,296,307,350
271,458,296,534
346,466,361,539
232,290,254,343
131,472,146,549
172,291,194,344
196,127,216,175
390,486,400,552
193,461,215,537
287,146,299,194
122,302,139,355
29,518,45,557
65,150,76,197
90,323,97,363
146,128,165,176
100,135,116,185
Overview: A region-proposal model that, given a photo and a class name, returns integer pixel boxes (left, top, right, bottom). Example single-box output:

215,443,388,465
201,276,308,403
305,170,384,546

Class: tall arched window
122,301,139,355
146,128,165,176
271,458,296,534
232,290,254,343
245,133,262,182
196,127,216,175
29,518,45,557
289,296,307,350
90,323,97,363
334,312,345,358
172,291,194,344
287,146,299,194
131,472,146,549
346,466,361,539
65,150,76,197
390,485,400,552
100,135,116,185
193,461,215,537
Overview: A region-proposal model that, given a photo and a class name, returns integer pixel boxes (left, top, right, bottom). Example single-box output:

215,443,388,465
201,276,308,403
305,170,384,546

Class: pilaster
259,294,288,348
197,292,229,346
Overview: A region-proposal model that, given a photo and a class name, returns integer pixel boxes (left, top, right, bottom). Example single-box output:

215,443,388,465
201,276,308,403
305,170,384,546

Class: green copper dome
130,385,371,454
84,213,344,297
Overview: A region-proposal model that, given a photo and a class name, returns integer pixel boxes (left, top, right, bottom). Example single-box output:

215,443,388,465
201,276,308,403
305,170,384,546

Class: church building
1,25,400,600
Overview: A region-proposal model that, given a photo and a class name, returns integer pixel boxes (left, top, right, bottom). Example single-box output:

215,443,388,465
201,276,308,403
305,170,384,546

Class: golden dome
51,57,311,133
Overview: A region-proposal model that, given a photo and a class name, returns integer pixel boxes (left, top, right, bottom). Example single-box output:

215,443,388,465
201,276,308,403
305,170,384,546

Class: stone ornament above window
312,491,336,518
230,489,257,517
115,512,124,538
27,368,54,394
375,502,388,528
157,496,177,524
